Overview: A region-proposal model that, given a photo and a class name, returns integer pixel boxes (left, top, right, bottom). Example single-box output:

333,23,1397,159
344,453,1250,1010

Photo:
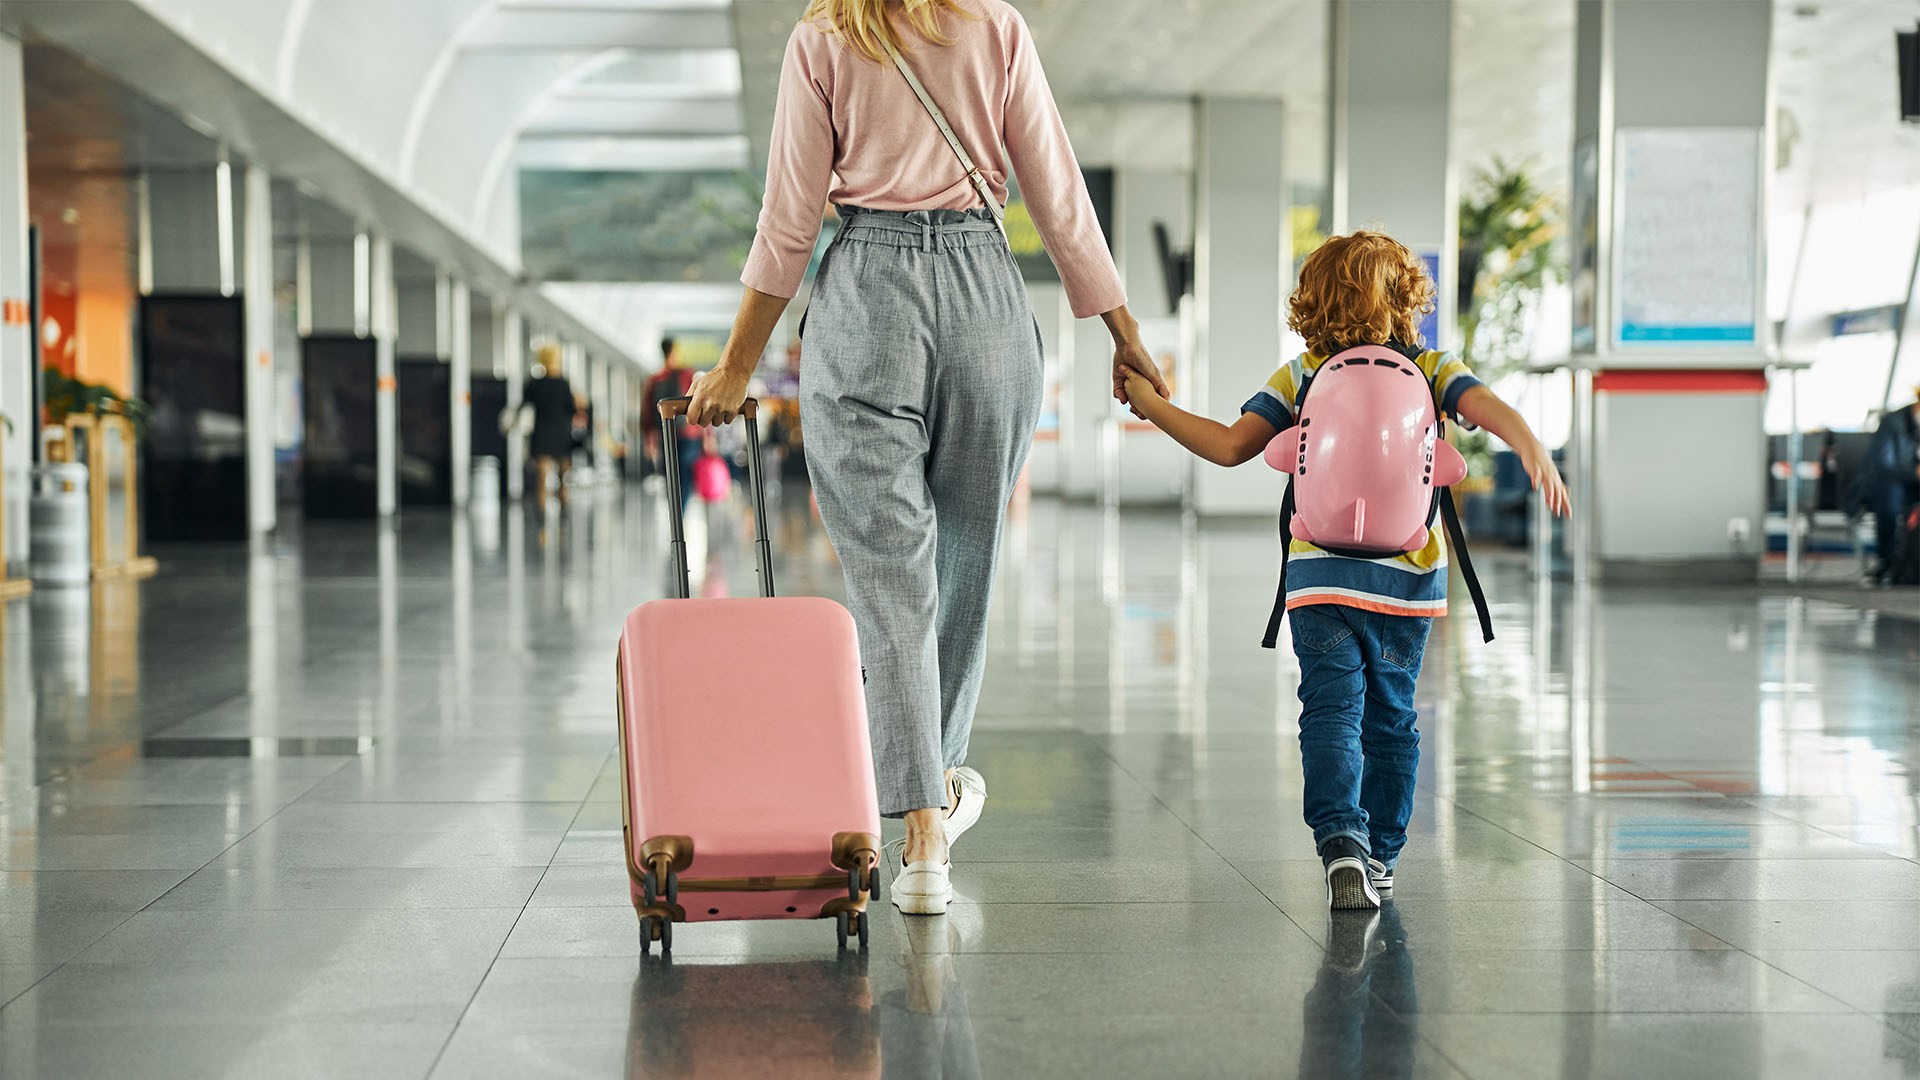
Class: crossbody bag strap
882,38,1007,223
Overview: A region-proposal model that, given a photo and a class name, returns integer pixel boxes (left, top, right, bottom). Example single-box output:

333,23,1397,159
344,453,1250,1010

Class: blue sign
1619,324,1756,343
1419,252,1442,349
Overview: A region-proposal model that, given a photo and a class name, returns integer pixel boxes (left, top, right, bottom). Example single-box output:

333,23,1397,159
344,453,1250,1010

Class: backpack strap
1261,483,1297,650
1438,488,1495,643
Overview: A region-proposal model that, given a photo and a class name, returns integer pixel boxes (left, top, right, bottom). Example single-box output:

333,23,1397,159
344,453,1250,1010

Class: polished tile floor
1,483,1917,1079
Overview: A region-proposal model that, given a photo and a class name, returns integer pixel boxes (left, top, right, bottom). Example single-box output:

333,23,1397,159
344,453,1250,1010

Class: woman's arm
999,12,1167,406
686,288,788,427
1455,384,1571,517
738,26,835,305
1122,369,1276,467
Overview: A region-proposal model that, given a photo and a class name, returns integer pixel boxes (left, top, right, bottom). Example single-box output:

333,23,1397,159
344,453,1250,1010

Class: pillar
140,156,253,541
502,308,525,499
371,235,396,517
590,356,610,475
1331,0,1456,348
1571,0,1771,582
1107,166,1194,507
303,233,365,339
1191,98,1288,516
143,164,237,296
242,166,275,534
0,35,29,571
450,281,471,507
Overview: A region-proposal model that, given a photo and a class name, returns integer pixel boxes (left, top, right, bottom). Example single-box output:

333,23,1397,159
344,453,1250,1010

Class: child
1122,231,1570,909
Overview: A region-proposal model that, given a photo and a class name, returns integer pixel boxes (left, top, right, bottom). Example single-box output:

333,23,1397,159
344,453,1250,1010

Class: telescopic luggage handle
657,396,776,601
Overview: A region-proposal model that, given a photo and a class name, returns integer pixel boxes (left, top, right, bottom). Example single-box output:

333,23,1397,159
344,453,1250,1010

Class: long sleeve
741,27,836,300
1000,13,1125,319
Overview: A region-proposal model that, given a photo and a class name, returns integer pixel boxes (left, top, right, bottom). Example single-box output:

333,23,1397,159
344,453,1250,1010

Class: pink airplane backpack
1259,342,1494,649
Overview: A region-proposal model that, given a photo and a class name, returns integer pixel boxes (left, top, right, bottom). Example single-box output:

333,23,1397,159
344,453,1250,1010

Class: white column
1059,296,1111,501
0,35,29,569
609,366,628,479
503,309,526,499
588,357,608,473
243,166,276,534
1109,167,1194,507
371,234,397,516
1192,98,1288,516
450,281,472,507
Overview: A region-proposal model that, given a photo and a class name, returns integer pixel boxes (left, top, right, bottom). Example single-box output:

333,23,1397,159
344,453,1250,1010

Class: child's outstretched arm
1120,367,1277,467
1454,385,1572,518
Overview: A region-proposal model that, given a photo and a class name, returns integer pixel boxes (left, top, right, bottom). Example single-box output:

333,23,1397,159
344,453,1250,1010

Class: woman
687,0,1165,914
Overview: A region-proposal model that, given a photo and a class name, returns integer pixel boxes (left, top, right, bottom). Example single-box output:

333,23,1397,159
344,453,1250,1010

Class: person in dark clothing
642,338,702,512
1862,392,1920,584
1816,430,1842,513
521,343,576,506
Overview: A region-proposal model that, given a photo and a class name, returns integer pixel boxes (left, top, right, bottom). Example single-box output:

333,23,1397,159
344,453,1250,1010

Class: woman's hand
687,364,752,427
1521,439,1572,518
1100,306,1166,415
1114,340,1168,413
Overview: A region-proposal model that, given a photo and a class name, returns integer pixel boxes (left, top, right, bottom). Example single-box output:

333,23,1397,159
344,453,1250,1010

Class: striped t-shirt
1241,343,1485,618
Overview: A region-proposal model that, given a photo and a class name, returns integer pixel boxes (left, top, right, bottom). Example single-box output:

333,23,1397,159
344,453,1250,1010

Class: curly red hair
1287,231,1435,357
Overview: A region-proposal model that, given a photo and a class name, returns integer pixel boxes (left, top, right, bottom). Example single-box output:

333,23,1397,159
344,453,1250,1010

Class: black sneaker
1368,858,1394,893
1321,836,1381,910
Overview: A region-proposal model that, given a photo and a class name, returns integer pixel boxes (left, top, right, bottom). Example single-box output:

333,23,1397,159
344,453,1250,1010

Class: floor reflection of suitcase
617,397,882,954
627,958,879,1079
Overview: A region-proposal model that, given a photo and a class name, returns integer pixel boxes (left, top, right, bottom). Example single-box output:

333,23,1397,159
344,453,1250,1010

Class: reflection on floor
0,484,1917,1078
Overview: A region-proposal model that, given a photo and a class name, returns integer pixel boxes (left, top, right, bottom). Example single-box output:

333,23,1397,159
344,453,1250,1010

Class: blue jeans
676,438,702,513
1289,604,1431,868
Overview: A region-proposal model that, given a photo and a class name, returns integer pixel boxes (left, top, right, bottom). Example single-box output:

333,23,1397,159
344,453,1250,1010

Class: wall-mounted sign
1613,128,1760,347
1830,305,1902,337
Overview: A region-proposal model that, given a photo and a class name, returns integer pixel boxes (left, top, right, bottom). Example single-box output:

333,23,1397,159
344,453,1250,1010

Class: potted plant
1454,160,1562,534
43,368,150,440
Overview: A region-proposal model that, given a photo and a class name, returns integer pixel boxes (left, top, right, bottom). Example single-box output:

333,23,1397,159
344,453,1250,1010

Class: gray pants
800,207,1043,818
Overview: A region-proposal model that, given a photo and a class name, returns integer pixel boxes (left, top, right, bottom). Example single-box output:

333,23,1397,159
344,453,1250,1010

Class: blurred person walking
1861,391,1920,584
685,0,1167,914
519,343,576,507
644,338,702,512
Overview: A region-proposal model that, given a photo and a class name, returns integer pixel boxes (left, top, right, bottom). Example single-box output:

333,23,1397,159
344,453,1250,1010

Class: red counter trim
1594,369,1768,394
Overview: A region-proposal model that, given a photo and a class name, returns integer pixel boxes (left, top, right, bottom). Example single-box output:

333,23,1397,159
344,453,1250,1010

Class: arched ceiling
128,0,746,259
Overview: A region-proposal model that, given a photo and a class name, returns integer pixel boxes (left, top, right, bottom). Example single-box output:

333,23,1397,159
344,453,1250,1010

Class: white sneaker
1368,858,1394,893
892,858,953,916
944,767,987,849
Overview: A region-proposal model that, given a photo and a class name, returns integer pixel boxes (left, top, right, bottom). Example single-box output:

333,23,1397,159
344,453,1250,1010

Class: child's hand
1121,366,1162,407
1522,440,1571,518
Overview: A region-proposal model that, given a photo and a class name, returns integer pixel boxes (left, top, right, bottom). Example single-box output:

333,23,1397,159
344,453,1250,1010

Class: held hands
1118,365,1163,412
686,364,752,427
1522,440,1572,518
1113,340,1168,419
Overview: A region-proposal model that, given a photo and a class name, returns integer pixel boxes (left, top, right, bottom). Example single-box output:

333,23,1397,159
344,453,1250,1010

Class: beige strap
883,37,1007,223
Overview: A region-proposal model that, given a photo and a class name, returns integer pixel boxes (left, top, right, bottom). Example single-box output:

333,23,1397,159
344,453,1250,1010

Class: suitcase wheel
640,915,673,955
642,865,679,907
847,855,882,905
835,910,870,952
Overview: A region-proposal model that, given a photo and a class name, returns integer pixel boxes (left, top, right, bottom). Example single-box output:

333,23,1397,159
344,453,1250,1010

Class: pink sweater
740,0,1125,320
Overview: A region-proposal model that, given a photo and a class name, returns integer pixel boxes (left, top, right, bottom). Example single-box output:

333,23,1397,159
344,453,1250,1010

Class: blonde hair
802,0,976,64
534,342,563,372
1287,231,1436,357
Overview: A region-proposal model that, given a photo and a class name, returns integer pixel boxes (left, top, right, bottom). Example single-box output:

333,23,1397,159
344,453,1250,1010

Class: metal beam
465,10,732,51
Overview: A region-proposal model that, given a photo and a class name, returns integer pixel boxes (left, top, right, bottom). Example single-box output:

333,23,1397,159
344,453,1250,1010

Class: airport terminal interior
0,0,1918,1077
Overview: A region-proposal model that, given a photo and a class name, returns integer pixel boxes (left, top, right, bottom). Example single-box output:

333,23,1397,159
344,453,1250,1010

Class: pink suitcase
617,397,882,955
